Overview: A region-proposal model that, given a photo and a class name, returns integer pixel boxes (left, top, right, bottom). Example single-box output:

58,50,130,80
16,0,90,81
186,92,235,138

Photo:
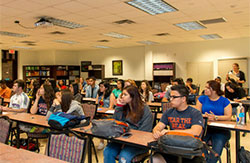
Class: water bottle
236,103,245,126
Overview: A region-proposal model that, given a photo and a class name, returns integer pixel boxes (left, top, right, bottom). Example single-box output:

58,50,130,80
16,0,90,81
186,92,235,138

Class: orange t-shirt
0,87,12,98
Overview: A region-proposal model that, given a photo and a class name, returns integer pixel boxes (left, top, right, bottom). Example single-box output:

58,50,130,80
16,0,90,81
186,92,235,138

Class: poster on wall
112,60,123,75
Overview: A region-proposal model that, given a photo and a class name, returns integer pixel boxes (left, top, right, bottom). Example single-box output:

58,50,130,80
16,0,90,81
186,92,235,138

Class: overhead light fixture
103,32,131,39
137,40,158,45
126,0,177,15
11,46,32,49
174,21,206,31
200,34,222,40
0,31,29,37
44,17,85,29
95,45,110,48
54,40,79,44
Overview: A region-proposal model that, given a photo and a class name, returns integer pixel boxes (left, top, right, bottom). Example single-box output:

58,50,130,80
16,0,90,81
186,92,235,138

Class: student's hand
36,89,41,99
117,97,126,106
53,98,60,106
153,129,168,139
55,92,62,102
205,112,215,121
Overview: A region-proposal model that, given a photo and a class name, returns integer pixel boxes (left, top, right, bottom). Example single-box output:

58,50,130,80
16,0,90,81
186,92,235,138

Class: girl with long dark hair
103,86,153,163
139,80,154,102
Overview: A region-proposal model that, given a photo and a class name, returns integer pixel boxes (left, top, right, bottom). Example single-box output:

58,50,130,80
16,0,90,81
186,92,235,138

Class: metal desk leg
16,122,20,149
88,136,92,163
236,131,240,163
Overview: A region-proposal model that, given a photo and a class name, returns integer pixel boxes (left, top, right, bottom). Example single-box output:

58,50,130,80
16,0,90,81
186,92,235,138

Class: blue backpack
48,112,89,130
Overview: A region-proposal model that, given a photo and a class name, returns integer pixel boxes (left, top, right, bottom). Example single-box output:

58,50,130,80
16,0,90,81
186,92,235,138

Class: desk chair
81,103,98,121
0,116,13,144
47,130,87,163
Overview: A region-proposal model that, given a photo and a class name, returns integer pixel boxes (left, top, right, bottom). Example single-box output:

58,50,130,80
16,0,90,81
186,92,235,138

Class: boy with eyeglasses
152,85,203,163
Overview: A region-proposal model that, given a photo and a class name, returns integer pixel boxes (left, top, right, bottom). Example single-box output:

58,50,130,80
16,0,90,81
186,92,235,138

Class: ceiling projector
34,18,53,27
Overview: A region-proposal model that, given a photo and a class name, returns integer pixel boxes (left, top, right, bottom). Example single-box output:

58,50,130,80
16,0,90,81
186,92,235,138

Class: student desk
208,121,250,163
97,107,115,115
0,143,67,163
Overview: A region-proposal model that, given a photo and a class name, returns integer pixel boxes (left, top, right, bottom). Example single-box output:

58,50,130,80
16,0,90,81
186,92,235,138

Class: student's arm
30,91,41,114
153,122,167,139
168,125,202,137
95,94,99,105
207,104,232,121
109,93,115,109
195,100,202,112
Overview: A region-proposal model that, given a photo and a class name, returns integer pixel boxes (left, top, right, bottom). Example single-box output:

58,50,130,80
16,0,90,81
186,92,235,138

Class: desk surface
82,98,96,102
0,143,67,163
147,102,161,107
2,112,49,127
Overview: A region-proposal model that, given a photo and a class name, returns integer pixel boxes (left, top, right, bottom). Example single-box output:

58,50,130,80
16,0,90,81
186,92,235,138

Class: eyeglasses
169,95,184,99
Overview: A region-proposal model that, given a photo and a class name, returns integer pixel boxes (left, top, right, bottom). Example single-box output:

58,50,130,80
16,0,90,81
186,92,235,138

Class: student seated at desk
162,78,185,102
185,78,197,95
30,84,54,115
69,83,82,103
0,79,29,113
124,79,137,88
46,89,85,120
139,80,154,102
110,79,124,107
85,76,99,98
103,86,153,163
96,81,112,109
0,79,12,99
196,80,232,163
152,85,203,163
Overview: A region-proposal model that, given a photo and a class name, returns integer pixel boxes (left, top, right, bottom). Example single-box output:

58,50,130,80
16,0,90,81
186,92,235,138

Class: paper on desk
2,112,8,115
105,110,115,114
209,122,235,128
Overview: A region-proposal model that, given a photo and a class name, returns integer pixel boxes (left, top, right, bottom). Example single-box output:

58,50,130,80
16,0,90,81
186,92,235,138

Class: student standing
103,86,153,163
196,80,232,163
226,63,246,87
152,85,203,163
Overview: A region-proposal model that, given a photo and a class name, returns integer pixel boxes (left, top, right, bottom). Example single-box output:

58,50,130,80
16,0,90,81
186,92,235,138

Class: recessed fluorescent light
0,31,29,37
103,32,130,39
174,21,206,31
54,40,79,44
137,40,158,45
95,45,110,48
126,0,177,15
11,46,32,49
44,17,86,29
200,34,222,40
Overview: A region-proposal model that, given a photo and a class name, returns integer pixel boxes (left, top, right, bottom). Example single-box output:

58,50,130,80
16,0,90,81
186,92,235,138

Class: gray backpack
91,119,130,138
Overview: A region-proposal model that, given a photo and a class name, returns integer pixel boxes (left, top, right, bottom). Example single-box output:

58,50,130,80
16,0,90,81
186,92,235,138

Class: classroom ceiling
0,0,249,50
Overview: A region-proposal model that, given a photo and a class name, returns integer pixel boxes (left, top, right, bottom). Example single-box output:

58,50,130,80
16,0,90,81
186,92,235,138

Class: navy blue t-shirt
160,106,203,130
37,97,48,116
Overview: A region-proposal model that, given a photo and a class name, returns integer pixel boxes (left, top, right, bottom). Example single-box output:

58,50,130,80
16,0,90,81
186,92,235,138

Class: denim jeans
203,128,231,163
103,142,148,163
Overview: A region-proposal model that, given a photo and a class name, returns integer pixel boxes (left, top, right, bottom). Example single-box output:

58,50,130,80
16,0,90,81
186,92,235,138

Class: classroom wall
2,37,249,90
77,46,145,80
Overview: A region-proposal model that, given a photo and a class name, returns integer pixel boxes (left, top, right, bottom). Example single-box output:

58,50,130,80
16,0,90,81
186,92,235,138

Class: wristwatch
215,116,219,121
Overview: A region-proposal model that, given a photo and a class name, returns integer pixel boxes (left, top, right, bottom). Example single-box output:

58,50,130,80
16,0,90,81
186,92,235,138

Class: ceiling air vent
97,40,109,42
155,33,170,36
50,31,65,35
200,18,226,25
113,19,135,24
20,41,36,44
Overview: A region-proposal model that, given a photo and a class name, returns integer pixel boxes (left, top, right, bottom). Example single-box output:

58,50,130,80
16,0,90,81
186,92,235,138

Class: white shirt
9,92,29,110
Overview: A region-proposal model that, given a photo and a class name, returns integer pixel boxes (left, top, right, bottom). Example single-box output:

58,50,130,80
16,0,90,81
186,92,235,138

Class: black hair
89,76,96,81
98,81,112,99
117,79,124,90
0,80,6,85
186,78,193,83
72,83,79,95
171,85,189,102
173,78,185,85
225,82,237,90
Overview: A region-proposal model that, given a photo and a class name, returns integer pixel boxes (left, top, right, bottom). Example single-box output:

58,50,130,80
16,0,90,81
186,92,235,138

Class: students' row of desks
2,112,250,163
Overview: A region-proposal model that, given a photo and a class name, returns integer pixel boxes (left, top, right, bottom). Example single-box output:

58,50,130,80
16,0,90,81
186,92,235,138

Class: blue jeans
103,142,148,163
203,128,231,163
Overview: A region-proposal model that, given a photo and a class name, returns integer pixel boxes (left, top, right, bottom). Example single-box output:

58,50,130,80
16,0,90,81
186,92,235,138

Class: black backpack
239,147,250,163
